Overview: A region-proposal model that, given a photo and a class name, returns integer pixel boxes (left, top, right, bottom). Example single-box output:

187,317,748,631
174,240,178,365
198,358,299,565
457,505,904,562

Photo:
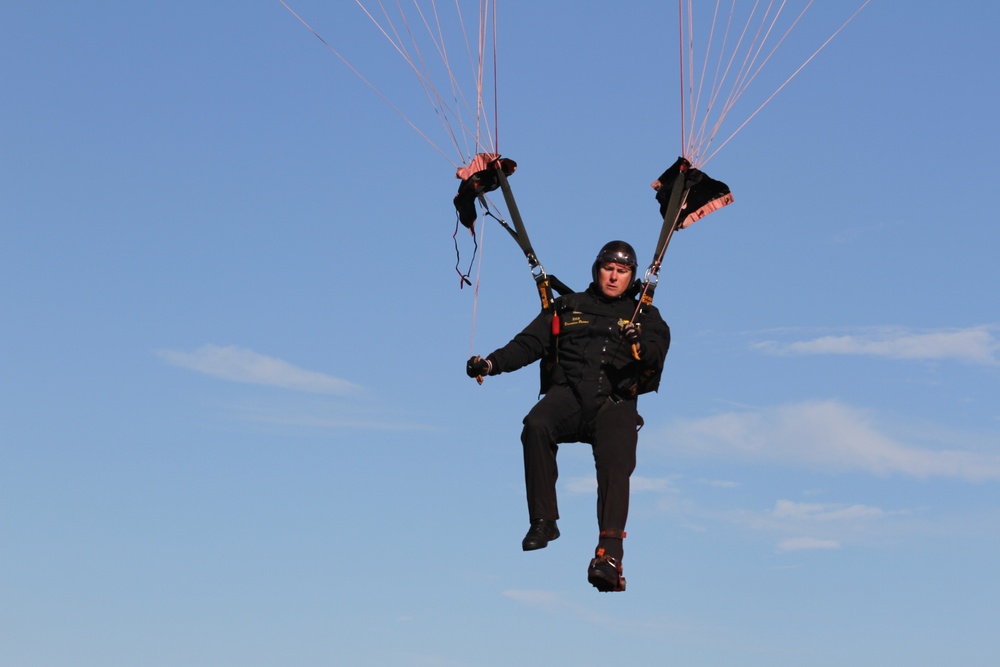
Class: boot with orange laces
588,529,626,592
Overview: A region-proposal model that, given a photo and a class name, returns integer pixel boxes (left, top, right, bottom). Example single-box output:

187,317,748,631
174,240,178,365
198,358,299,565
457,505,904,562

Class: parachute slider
641,157,733,290
451,155,516,289
453,153,517,230
652,157,733,231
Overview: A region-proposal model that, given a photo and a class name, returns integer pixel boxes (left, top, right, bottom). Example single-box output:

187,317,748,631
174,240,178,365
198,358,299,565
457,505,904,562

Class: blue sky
2,2,999,665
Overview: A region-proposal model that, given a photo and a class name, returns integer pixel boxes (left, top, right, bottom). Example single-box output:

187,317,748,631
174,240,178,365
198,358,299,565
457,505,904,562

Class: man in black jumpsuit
467,241,670,592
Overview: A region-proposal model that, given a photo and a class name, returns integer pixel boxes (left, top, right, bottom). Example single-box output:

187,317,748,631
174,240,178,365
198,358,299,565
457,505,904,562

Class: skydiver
466,241,670,592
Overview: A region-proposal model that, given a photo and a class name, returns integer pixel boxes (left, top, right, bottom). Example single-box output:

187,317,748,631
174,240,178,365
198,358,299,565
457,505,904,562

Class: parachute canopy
652,157,733,229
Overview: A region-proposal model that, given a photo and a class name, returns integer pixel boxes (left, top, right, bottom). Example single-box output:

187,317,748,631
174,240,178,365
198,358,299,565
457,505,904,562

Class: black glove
620,322,642,356
466,355,491,378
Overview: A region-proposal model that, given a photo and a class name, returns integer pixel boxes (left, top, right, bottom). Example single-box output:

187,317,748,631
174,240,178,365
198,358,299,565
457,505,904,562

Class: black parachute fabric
653,157,734,229
453,154,518,229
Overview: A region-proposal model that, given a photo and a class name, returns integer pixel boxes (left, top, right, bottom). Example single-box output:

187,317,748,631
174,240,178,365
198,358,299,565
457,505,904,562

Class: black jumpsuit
485,283,670,560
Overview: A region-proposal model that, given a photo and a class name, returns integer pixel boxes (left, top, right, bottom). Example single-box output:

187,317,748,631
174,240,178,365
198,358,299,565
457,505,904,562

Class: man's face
597,262,632,298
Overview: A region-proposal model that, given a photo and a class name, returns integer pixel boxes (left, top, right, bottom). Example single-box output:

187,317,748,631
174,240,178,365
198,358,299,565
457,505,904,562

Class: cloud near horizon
752,325,1000,365
655,400,1000,482
157,345,362,395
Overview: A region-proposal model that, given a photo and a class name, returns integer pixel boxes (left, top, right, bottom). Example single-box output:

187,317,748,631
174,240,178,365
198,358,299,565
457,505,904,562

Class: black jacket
487,283,670,402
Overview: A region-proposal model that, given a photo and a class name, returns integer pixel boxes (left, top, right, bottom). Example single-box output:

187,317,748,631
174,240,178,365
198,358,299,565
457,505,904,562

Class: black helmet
592,240,638,282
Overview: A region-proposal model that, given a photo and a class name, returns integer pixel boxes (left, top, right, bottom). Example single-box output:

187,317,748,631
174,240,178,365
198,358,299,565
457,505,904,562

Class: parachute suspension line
436,0,497,159
279,0,455,165
730,2,807,107
467,0,494,157
678,0,687,158
450,0,489,160
413,0,475,159
467,191,514,355
467,197,489,357
698,0,810,164
479,0,499,157
683,0,748,167
359,1,468,160
438,0,496,158
683,0,725,165
352,0,499,163
491,0,499,154
678,0,872,168
700,0,872,166
285,1,505,166
685,0,777,166
446,0,498,160
679,0,719,166
697,0,778,162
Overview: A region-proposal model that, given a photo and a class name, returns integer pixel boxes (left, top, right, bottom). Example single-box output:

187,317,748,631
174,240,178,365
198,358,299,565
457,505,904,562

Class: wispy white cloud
777,537,840,552
678,498,899,531
660,497,901,552
563,475,678,495
700,479,741,488
656,400,1000,481
772,499,886,522
765,500,901,552
752,325,1000,365
157,345,362,395
155,346,438,432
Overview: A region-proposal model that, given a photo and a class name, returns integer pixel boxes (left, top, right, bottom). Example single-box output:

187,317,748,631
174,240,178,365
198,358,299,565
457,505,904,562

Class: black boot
521,519,560,551
588,548,626,592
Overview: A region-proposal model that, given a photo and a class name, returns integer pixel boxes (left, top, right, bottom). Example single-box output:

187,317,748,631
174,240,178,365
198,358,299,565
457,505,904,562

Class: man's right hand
466,356,491,378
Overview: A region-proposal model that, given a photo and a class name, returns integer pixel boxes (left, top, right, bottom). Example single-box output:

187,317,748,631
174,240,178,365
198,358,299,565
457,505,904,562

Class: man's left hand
621,322,641,356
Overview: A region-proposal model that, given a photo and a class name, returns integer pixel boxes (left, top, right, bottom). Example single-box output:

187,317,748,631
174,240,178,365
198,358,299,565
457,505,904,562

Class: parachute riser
494,165,533,262
633,164,690,316
470,161,558,389
650,160,691,266
493,163,557,315
630,162,692,359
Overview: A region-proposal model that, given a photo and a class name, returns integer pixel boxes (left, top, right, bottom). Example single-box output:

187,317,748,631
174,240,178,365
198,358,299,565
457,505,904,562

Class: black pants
520,385,640,559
